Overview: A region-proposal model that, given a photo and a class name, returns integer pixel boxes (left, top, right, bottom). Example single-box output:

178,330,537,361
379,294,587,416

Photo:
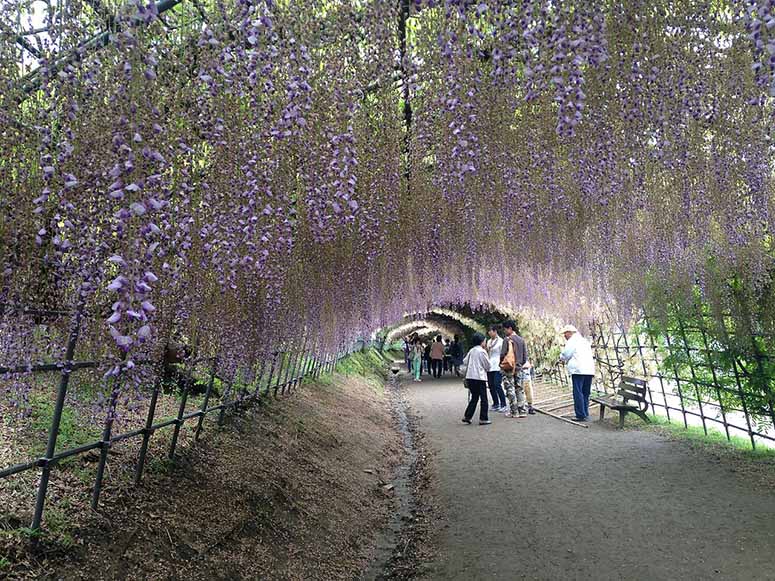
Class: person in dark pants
462,333,492,425
486,325,507,411
424,342,432,375
430,335,445,378
559,324,596,421
450,335,464,377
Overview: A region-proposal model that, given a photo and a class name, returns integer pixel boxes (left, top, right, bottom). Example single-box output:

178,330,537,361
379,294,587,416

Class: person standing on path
522,359,536,415
500,321,528,418
559,324,596,421
430,335,445,378
462,332,491,425
412,338,424,382
450,335,464,377
486,325,507,412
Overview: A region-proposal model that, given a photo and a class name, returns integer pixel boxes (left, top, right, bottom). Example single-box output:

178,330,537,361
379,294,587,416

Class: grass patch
384,348,404,361
44,505,75,549
146,457,176,476
0,526,41,541
335,349,389,380
27,394,101,460
304,349,391,391
0,507,75,550
640,414,775,460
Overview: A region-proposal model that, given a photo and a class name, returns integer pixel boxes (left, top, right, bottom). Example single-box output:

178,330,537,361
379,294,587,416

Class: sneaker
504,412,516,418
528,406,536,415
462,418,472,424
518,409,528,418
479,420,492,425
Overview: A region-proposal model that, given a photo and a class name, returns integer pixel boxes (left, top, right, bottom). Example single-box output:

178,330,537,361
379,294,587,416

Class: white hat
561,325,578,334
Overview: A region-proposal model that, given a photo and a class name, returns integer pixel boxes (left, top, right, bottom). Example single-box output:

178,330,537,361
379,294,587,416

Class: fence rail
0,308,365,533
522,312,775,451
589,313,775,450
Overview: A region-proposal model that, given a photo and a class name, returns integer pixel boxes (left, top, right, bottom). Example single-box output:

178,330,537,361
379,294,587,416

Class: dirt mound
1,374,402,580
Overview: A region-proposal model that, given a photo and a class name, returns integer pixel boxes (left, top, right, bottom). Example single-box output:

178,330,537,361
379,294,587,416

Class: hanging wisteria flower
0,0,772,411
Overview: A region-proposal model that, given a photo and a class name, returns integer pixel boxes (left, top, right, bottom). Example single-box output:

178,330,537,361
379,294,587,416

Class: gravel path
405,377,775,581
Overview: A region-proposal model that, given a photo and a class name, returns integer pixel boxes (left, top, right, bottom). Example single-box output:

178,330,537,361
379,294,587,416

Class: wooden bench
591,376,651,428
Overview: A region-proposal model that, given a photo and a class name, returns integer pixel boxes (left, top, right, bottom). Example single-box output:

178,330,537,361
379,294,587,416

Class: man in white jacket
559,325,596,421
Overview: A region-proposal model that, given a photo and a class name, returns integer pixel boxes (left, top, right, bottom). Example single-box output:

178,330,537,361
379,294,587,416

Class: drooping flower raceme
0,0,773,408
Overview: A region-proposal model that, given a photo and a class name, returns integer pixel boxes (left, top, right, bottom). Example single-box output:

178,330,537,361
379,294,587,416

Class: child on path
522,359,536,415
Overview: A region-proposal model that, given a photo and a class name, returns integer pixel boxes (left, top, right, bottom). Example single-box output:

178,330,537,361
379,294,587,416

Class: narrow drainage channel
361,372,417,581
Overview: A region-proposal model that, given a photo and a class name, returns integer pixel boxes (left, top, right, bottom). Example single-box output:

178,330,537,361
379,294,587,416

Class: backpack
500,338,515,373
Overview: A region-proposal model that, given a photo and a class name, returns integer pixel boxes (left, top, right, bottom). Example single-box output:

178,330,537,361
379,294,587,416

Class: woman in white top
462,333,492,425
486,325,507,412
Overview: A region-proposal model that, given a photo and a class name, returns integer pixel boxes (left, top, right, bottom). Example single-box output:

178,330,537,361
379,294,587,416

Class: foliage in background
640,288,775,430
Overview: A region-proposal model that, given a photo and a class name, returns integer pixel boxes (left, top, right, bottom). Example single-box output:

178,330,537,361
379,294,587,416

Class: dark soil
373,383,439,581
1,374,403,580
406,376,775,581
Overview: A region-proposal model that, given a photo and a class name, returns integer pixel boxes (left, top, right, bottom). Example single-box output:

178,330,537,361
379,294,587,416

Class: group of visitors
461,322,596,425
404,334,464,382
461,321,535,425
403,321,596,426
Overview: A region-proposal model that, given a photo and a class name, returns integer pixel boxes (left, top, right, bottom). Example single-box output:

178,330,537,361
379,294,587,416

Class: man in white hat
559,324,596,421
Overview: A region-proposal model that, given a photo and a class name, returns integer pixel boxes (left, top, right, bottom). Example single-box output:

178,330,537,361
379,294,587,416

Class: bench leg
618,410,626,428
634,410,651,424
599,405,606,421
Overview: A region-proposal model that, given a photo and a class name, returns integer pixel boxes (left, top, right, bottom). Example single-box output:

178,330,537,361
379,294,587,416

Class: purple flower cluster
0,0,774,413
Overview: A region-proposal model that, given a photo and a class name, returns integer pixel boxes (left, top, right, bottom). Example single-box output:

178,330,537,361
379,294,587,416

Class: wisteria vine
0,0,774,408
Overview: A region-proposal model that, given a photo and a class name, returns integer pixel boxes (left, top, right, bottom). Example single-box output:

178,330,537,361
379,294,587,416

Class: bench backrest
616,376,649,411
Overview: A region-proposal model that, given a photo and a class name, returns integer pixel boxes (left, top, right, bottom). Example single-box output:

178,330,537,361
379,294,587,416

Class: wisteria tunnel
2,0,775,579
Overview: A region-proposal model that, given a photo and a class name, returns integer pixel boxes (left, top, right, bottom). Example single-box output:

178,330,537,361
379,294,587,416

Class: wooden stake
534,407,589,428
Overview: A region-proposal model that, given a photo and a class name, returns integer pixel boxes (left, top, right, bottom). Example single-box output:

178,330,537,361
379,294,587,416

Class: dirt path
405,376,775,581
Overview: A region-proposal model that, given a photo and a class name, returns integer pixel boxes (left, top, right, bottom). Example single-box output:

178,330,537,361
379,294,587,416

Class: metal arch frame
0,21,42,58
17,0,186,97
383,318,466,345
